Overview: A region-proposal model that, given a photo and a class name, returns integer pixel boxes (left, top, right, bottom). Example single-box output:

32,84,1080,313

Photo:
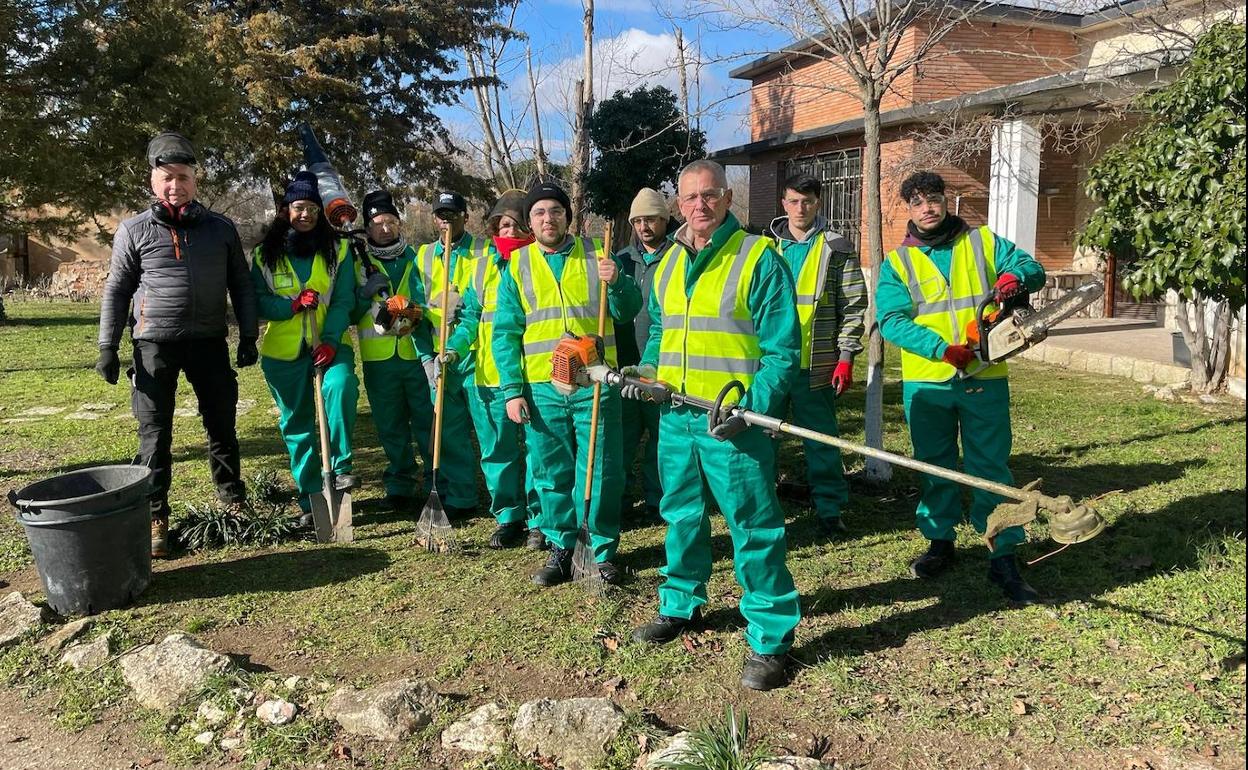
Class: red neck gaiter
493,234,535,259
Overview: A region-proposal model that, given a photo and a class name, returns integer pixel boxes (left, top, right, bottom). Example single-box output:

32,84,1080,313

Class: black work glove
236,336,259,368
709,413,748,442
96,346,120,385
357,271,390,301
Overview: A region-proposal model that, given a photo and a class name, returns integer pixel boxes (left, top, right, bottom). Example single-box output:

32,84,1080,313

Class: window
784,149,862,246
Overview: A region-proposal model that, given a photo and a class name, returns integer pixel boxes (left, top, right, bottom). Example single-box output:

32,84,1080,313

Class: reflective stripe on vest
509,238,616,384
416,235,488,352
257,240,351,362
355,253,418,362
885,225,1008,382
472,255,505,387
654,231,766,400
794,232,832,370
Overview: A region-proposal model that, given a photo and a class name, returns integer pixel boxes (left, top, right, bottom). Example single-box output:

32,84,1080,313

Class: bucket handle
7,489,28,512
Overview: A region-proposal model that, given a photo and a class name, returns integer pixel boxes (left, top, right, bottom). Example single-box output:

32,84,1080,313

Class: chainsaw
551,333,608,395
960,280,1105,378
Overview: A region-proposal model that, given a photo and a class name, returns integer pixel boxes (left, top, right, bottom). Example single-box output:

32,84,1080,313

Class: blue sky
438,0,792,167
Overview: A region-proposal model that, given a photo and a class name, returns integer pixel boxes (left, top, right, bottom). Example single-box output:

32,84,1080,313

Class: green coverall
252,249,359,512
492,238,642,561
771,220,866,523
351,246,437,500
446,248,540,530
418,233,482,511
639,213,802,655
876,229,1045,555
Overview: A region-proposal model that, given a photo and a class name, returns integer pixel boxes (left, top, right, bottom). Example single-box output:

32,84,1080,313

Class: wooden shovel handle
582,222,613,506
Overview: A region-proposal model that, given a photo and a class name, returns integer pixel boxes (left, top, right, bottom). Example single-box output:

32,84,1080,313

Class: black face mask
150,199,204,226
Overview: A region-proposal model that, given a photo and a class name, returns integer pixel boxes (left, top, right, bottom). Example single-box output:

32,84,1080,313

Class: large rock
0,592,49,647
38,617,95,653
441,702,512,756
323,678,441,741
512,697,625,770
642,731,692,768
60,632,113,670
118,632,234,712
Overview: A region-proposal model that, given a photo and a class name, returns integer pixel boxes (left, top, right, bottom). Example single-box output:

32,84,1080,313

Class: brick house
711,0,1244,321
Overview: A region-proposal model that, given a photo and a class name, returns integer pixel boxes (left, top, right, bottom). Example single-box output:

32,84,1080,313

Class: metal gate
784,149,862,247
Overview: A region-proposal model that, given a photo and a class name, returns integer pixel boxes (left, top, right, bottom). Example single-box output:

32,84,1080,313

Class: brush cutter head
551,333,605,395
983,484,1107,550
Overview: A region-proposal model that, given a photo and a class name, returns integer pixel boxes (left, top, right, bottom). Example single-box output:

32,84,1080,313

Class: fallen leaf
1012,699,1029,715
637,734,650,753
1184,682,1198,693
682,636,697,654
1200,744,1219,758
1104,638,1121,650
603,676,625,693
255,760,272,770
601,636,619,652
332,743,352,760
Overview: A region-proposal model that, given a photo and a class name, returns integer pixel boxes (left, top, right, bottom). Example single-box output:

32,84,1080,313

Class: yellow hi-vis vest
256,240,351,362
653,230,768,400
885,225,1009,383
794,231,834,370
355,253,418,363
469,252,506,387
509,237,616,384
416,235,490,352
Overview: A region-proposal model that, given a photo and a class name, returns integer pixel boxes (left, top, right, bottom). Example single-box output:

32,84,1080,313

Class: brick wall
912,20,1080,103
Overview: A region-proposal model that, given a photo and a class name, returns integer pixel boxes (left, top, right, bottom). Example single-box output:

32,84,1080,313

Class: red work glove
290,289,319,314
830,360,853,396
941,343,976,370
993,273,1023,302
312,343,336,369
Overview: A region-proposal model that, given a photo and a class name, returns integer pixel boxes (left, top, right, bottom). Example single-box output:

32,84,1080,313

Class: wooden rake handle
582,222,613,506
431,228,453,472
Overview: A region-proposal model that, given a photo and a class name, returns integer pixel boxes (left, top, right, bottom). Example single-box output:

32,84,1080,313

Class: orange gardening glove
385,294,422,322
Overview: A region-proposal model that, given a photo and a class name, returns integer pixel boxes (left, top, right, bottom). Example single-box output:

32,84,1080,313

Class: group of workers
97,132,1046,691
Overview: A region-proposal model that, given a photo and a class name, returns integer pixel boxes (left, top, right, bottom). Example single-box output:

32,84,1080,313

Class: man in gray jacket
96,132,259,558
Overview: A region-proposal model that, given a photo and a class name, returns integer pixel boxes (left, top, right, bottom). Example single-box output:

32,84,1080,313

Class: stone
1131,360,1157,384
1085,352,1114,375
441,703,512,756
1199,394,1220,404
759,758,829,770
256,698,297,725
323,678,441,741
37,617,94,653
1154,387,1178,402
1067,349,1089,372
1154,364,1192,387
511,697,625,770
193,731,215,746
219,737,243,751
197,701,230,727
118,632,234,712
65,411,105,420
643,732,693,768
283,675,301,691
17,406,66,417
1,591,49,647
1111,356,1135,379
60,633,113,670
1043,346,1072,367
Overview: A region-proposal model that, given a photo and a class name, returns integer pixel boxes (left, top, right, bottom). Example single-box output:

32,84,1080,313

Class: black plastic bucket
8,465,153,616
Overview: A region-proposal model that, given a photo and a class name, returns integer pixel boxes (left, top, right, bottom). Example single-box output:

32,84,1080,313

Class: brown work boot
151,518,170,559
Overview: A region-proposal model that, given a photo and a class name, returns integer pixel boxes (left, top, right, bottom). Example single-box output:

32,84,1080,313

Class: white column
988,119,1041,255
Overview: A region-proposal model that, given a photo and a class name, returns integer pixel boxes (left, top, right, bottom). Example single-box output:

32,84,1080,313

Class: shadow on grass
138,546,391,604
798,484,1245,662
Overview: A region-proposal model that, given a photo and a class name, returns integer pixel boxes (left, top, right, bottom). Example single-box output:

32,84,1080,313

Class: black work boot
333,474,358,492
740,652,788,691
988,554,1041,606
631,609,701,644
525,527,549,551
909,539,957,578
489,521,526,549
818,516,849,540
597,561,621,585
386,494,415,514
532,547,573,587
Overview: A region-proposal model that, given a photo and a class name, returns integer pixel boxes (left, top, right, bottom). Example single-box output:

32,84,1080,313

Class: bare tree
526,44,550,179
569,0,596,234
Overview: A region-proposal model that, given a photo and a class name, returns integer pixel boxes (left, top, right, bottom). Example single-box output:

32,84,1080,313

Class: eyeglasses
290,203,321,215
908,194,945,208
678,188,726,206
530,206,566,220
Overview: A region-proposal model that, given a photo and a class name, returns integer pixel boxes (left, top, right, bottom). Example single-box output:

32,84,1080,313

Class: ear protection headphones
150,200,203,226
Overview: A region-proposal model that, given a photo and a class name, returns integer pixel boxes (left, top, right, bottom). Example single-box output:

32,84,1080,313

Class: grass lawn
1,295,1244,769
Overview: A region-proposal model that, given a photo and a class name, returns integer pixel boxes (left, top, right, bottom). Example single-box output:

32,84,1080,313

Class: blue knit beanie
284,171,322,206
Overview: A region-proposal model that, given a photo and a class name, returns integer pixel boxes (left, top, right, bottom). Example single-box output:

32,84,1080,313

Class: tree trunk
526,45,548,179
1180,295,1234,394
569,0,595,234
861,97,891,482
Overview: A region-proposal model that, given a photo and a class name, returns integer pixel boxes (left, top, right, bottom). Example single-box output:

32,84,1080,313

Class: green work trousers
361,356,432,499
657,405,800,656
620,397,662,510
776,370,848,521
261,348,359,504
901,377,1023,555
526,382,622,562
427,363,480,510
465,382,540,527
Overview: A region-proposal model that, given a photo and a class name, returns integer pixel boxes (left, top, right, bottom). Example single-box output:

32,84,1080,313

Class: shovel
415,228,459,553
308,312,353,543
571,223,612,591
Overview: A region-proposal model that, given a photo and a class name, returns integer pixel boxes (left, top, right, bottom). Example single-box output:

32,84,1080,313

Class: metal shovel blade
332,488,354,543
414,490,458,554
311,480,335,544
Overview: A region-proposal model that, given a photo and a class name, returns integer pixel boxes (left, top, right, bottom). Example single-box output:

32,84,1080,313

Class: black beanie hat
283,171,322,206
523,181,571,222
362,190,400,221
